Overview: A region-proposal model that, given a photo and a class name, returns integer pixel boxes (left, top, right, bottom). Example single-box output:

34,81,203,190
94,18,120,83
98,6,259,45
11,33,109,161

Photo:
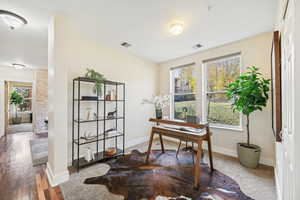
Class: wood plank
145,129,155,163
194,141,203,188
36,174,46,200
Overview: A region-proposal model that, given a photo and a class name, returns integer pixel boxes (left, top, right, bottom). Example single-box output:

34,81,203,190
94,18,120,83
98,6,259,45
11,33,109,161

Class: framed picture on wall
271,31,282,142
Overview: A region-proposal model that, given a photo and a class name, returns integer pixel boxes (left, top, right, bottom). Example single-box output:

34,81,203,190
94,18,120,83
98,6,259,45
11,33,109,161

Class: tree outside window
205,55,241,128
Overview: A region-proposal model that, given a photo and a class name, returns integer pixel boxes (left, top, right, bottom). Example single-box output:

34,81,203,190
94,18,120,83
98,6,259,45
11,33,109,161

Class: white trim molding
46,162,70,187
163,137,274,166
275,167,282,200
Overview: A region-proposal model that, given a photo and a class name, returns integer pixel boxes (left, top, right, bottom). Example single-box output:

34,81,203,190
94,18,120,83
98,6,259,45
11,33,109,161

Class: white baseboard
46,162,70,187
274,167,282,200
125,135,149,149
163,137,274,167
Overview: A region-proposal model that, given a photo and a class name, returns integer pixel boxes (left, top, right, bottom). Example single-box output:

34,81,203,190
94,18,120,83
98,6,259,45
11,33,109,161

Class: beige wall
65,22,160,160
159,32,275,165
47,16,159,185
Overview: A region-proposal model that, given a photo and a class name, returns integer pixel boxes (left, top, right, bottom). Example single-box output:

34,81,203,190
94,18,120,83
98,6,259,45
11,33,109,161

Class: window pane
173,66,197,94
207,93,239,126
174,94,196,102
207,56,240,92
20,99,32,112
14,87,32,98
174,101,198,121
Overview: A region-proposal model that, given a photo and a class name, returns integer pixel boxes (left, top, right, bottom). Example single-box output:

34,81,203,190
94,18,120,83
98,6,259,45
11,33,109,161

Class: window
203,54,241,129
171,63,199,122
13,87,32,112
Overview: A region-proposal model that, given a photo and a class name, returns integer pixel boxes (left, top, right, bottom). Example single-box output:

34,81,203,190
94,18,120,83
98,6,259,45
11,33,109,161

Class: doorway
5,81,33,134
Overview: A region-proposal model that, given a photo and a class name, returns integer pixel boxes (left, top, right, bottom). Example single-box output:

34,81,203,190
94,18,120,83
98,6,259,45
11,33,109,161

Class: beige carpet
61,139,276,200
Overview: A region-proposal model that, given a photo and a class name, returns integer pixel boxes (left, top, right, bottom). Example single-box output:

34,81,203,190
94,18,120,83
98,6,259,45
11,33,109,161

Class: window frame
202,53,243,131
170,63,198,121
13,86,33,112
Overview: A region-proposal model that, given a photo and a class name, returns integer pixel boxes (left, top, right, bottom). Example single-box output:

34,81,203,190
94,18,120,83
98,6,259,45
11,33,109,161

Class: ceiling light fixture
12,63,26,69
0,10,27,30
169,22,184,36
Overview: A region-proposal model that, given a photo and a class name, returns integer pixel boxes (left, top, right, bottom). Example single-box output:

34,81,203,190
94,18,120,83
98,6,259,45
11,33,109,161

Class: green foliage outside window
10,90,24,118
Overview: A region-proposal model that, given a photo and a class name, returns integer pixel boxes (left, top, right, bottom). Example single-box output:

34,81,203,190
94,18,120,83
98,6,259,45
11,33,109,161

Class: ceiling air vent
121,42,131,48
193,43,203,49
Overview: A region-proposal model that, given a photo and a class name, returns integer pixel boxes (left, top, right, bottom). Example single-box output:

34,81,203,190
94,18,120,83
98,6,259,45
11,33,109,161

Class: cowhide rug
84,149,253,200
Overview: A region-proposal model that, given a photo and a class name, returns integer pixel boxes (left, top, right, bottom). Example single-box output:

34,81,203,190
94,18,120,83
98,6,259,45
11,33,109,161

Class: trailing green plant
10,90,24,118
85,68,106,95
226,66,270,147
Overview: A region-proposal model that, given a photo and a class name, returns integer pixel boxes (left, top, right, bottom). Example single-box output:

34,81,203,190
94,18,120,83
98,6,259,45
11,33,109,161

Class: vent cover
121,42,131,48
193,43,203,49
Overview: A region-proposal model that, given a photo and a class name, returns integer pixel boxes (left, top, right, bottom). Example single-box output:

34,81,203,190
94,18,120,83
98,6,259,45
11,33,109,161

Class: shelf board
73,132,124,145
74,117,124,123
73,148,124,169
73,77,124,85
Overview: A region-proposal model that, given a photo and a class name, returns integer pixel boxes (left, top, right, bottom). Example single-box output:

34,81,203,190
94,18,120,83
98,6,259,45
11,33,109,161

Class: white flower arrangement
142,94,170,109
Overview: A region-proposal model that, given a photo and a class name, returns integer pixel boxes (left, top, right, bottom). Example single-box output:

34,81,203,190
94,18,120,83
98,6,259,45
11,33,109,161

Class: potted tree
10,90,24,124
226,66,270,168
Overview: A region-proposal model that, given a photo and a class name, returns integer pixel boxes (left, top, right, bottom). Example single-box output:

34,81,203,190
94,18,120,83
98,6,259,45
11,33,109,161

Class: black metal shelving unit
72,77,125,171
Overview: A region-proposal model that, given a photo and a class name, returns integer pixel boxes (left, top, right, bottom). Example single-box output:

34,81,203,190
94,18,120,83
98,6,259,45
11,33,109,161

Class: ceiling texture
0,0,277,69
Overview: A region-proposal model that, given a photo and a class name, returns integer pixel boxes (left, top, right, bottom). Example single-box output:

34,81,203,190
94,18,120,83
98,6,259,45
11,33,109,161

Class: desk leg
145,129,154,163
159,134,165,153
207,135,214,172
194,140,203,188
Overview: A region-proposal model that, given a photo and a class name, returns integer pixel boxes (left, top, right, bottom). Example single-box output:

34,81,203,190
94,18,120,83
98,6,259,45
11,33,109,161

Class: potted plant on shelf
142,95,170,119
10,90,24,124
226,66,270,168
85,68,106,96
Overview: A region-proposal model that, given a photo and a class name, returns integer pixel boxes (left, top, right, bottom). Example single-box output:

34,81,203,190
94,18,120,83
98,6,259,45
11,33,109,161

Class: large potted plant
10,90,24,124
226,66,270,168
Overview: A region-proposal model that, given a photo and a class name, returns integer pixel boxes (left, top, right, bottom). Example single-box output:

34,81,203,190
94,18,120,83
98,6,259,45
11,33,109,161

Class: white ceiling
0,0,277,69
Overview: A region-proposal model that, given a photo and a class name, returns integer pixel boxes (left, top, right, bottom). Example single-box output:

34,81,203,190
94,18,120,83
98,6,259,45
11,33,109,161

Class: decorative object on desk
93,112,97,120
10,90,24,124
226,66,270,168
107,110,117,119
80,131,97,141
110,89,116,100
105,147,117,156
81,96,98,101
105,92,111,101
105,127,116,133
84,68,106,95
84,149,252,200
155,109,162,120
142,94,170,119
84,147,95,162
85,107,92,120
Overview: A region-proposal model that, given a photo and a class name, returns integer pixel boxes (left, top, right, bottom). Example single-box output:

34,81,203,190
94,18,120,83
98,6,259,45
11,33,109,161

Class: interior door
281,0,295,199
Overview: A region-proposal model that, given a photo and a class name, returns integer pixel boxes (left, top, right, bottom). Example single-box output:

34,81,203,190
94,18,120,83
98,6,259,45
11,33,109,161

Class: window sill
210,125,243,132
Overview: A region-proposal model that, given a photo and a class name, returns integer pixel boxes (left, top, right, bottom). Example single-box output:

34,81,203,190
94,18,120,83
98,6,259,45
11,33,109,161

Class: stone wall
34,70,48,133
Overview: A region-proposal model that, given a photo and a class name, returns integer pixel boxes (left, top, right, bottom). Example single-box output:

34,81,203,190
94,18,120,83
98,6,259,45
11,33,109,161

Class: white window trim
202,54,243,131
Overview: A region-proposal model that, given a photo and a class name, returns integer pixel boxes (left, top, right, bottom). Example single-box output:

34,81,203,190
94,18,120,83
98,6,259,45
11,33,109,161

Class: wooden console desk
145,118,214,188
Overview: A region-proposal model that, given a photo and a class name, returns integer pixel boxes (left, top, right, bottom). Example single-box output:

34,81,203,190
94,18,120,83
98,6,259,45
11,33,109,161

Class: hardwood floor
0,132,63,200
